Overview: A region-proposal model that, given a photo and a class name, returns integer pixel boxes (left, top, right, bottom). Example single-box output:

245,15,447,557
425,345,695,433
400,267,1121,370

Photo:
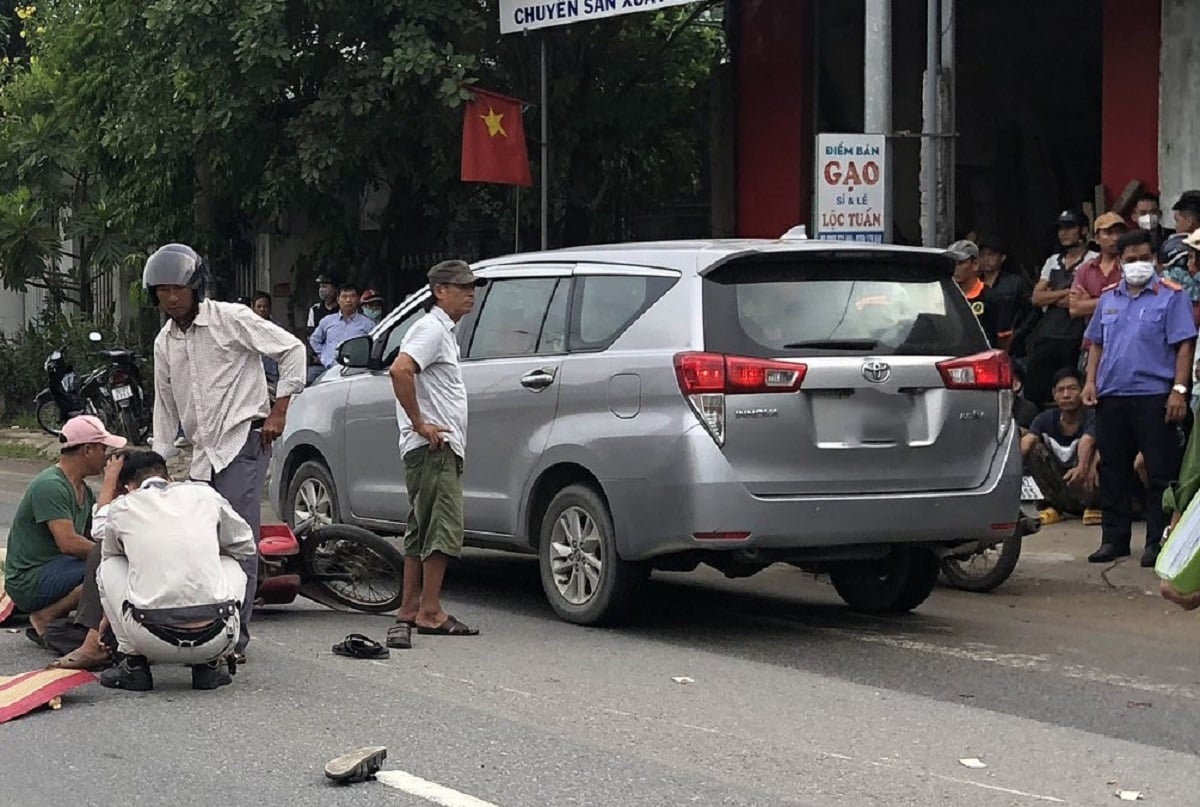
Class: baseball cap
60,415,127,451
1057,209,1089,228
427,260,487,288
315,273,337,285
1185,230,1200,250
1093,211,1127,232
945,239,979,261
360,288,383,305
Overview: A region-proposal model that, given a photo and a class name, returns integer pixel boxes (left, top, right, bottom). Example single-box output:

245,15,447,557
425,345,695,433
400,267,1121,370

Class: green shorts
402,445,465,560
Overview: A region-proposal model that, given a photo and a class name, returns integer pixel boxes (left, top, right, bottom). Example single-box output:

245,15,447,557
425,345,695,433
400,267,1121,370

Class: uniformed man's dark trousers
1095,394,1187,552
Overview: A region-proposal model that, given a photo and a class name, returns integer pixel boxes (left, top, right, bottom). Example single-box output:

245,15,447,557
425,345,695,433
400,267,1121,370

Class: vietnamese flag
461,88,533,187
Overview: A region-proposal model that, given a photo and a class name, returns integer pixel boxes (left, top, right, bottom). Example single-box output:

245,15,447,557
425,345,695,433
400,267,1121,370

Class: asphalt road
2,458,1198,806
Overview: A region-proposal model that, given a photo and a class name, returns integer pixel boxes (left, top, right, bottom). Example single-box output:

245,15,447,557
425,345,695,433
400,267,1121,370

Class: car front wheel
537,484,644,626
285,460,340,533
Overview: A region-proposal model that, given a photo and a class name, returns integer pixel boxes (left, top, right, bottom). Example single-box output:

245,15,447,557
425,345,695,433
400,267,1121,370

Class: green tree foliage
0,0,724,304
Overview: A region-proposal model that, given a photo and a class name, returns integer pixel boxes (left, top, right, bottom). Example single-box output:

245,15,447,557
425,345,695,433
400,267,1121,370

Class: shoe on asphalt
1082,508,1103,526
1140,543,1161,568
191,660,233,690
99,654,153,692
325,746,387,784
1038,507,1063,526
1087,543,1131,564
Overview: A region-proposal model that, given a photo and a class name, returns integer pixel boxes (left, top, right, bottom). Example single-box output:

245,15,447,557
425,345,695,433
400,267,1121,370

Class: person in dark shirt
1010,363,1039,430
946,239,999,347
978,235,1032,351
1020,368,1100,525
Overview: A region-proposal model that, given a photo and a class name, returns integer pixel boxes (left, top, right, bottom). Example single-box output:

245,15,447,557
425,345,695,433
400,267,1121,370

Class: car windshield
703,257,988,357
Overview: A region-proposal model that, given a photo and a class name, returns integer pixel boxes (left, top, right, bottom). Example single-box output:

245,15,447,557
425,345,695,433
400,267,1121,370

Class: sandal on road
324,746,388,784
385,621,414,650
416,615,479,637
332,634,390,660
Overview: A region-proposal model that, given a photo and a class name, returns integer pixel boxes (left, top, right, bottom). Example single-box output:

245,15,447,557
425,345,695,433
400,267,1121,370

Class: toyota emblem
862,360,891,383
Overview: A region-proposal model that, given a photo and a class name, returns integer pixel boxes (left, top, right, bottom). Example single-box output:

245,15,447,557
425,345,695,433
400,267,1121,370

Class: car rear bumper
603,427,1022,561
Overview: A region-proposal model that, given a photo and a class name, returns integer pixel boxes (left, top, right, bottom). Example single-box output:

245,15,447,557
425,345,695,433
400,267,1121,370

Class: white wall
1159,0,1200,209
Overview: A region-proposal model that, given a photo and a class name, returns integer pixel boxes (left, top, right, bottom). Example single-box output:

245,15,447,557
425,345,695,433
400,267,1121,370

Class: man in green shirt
4,415,125,636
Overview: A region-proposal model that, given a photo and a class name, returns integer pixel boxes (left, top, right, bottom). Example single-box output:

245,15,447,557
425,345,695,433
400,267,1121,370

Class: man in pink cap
2,415,125,640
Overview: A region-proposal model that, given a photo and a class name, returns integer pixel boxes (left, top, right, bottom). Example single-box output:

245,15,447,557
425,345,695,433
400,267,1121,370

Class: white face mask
1137,213,1160,230
1122,260,1157,286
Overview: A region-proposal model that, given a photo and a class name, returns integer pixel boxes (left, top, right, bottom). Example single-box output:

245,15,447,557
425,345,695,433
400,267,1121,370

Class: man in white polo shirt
384,260,486,649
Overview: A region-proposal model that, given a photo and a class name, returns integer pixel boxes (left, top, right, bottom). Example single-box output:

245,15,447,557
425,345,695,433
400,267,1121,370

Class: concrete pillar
1159,0,1200,209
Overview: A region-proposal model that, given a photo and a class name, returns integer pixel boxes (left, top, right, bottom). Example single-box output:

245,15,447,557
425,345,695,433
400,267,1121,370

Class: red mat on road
0,669,96,724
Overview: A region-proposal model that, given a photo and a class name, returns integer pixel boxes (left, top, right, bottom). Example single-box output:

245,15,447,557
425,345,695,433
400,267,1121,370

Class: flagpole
540,36,549,251
514,185,520,252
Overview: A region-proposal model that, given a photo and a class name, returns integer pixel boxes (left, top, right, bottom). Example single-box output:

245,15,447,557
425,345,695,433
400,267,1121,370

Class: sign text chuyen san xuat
814,133,887,243
499,0,698,34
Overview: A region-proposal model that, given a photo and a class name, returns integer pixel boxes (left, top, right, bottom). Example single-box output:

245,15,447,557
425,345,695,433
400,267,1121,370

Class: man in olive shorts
385,260,486,649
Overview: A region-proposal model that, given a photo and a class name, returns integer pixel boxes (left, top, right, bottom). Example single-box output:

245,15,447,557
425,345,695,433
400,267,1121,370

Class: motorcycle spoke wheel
308,537,402,609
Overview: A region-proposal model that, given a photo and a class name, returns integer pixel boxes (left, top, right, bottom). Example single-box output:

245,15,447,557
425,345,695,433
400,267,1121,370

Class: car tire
285,460,341,532
830,547,940,614
537,484,644,626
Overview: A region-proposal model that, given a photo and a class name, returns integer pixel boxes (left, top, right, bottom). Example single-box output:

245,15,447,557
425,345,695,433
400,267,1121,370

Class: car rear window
703,256,989,357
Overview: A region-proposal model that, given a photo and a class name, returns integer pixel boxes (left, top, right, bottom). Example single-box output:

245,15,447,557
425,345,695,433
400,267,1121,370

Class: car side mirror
88,331,102,343
337,335,375,370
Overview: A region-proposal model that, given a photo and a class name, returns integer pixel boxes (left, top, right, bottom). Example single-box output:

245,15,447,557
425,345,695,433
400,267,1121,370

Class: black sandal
385,621,414,649
332,634,390,660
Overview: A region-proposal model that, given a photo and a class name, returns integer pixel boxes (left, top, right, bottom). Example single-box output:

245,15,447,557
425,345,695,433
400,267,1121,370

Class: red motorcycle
257,522,405,613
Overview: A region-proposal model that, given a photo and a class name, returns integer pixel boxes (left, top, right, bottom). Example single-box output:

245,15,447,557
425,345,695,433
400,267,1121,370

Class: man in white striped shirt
144,244,306,660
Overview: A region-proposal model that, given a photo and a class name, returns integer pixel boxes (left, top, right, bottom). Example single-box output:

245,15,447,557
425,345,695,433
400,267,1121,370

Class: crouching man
98,451,255,692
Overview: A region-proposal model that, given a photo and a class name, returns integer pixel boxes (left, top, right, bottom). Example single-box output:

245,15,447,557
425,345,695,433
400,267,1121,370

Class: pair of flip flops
332,634,389,660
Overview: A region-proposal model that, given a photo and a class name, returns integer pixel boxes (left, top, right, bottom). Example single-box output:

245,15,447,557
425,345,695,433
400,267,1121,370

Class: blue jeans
27,555,86,611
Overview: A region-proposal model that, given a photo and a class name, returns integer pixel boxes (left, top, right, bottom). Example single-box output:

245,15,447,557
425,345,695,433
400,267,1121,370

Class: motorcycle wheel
940,533,1022,593
300,524,404,613
117,408,140,445
36,397,65,437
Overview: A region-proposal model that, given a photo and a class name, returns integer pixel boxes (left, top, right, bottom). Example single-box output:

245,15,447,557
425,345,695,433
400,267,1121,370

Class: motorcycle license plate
1021,475,1044,501
112,385,133,402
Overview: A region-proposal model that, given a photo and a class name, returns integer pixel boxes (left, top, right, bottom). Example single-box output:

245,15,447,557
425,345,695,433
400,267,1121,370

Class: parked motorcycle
939,475,1043,593
35,332,151,444
257,520,405,614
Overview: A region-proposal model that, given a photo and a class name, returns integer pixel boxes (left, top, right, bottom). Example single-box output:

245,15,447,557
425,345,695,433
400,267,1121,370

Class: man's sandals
332,634,389,660
386,615,479,649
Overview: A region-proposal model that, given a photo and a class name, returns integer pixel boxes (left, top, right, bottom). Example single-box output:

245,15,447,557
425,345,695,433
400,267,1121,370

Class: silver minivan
269,239,1021,624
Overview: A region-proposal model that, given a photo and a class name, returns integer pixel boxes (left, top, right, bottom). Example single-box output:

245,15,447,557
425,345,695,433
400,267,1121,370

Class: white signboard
814,133,887,243
500,0,698,34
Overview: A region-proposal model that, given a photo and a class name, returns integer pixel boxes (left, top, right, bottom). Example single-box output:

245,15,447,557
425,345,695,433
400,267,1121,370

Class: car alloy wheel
548,505,604,605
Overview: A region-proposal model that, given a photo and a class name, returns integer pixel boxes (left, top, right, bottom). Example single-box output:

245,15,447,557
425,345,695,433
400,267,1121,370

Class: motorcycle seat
260,524,300,556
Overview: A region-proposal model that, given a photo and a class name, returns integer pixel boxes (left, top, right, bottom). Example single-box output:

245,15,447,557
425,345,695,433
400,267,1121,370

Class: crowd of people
3,248,481,691
949,190,1200,572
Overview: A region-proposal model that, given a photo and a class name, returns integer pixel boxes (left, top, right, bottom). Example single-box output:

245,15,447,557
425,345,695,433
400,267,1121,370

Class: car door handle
520,369,557,391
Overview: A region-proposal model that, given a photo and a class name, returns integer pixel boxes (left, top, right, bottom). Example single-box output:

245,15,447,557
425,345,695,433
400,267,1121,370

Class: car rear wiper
783,338,879,349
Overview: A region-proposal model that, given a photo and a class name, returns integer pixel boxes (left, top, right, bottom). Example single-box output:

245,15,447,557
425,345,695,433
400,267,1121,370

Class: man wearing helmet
143,244,306,661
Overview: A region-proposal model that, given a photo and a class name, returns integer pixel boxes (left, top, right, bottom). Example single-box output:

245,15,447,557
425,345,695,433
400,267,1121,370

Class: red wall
735,0,813,238
1101,0,1161,204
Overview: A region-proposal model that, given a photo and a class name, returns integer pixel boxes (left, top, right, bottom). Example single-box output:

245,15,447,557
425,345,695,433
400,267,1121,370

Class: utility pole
864,0,893,243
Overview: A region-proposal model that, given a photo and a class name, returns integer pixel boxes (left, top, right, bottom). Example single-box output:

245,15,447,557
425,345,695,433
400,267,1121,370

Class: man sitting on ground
3,416,125,640
1021,368,1102,526
98,450,255,692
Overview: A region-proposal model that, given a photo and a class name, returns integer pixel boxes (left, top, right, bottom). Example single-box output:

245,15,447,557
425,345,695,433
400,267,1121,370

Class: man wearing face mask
1081,229,1197,566
360,288,385,323
1130,192,1173,255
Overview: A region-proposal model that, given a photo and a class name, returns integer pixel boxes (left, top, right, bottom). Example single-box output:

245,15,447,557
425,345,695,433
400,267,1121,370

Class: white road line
820,627,1200,699
865,759,1066,804
376,770,500,807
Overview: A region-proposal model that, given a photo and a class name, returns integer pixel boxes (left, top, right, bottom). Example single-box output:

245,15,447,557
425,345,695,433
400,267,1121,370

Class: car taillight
936,350,1011,390
674,352,806,445
110,370,130,386
937,350,1014,444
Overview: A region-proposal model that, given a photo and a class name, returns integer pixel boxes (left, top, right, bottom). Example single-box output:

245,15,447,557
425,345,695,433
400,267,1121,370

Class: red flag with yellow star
461,88,533,187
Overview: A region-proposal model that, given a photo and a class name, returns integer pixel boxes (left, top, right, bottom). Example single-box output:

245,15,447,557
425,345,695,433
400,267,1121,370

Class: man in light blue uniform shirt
308,283,375,383
1082,228,1198,567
